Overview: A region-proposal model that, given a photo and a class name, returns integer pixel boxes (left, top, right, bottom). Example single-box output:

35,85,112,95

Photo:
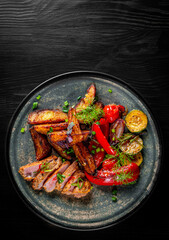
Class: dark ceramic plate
6,71,162,230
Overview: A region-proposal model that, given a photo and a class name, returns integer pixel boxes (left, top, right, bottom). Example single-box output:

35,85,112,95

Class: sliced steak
18,155,57,181
62,170,85,195
43,161,70,192
72,180,91,198
55,161,79,191
32,157,62,190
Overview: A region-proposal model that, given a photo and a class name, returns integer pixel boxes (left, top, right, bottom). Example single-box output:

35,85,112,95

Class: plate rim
5,70,163,231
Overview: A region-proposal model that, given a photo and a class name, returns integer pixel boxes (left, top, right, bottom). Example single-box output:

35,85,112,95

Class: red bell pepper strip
93,123,117,156
99,118,109,140
94,151,105,168
102,158,117,170
85,163,139,186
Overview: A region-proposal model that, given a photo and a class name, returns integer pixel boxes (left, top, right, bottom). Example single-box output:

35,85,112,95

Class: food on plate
73,142,96,174
75,83,96,113
28,109,68,124
19,83,148,200
30,127,51,160
32,156,62,190
119,135,143,155
125,109,148,133
33,122,68,135
47,130,90,147
19,157,91,198
19,155,57,181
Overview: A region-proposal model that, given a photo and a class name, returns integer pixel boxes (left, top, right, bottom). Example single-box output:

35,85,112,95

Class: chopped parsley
36,95,41,100
62,100,69,113
20,127,25,133
47,127,53,134
71,177,84,189
57,173,65,184
32,101,38,110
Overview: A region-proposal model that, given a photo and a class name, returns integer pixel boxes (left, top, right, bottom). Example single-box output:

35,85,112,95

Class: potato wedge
28,109,68,125
33,122,68,135
68,108,83,144
73,142,96,174
47,130,90,147
30,128,52,160
47,139,71,160
75,83,96,113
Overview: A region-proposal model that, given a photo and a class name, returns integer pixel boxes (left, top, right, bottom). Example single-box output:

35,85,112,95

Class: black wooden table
1,0,169,238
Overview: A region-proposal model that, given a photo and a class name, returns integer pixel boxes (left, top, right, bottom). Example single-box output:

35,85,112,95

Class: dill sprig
76,103,104,125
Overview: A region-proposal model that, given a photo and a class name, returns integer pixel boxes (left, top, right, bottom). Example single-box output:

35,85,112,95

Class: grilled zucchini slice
125,109,148,133
119,136,143,155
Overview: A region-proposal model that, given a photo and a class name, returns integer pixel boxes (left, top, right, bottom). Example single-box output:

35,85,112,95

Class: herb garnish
32,101,38,110
76,104,104,125
71,177,84,189
20,127,25,133
62,101,69,113
47,127,53,134
36,95,41,100
57,173,65,184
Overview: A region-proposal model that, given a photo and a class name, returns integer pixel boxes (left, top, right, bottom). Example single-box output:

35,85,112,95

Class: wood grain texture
1,0,169,237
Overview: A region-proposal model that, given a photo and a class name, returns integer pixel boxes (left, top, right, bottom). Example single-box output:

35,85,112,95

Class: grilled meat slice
28,109,68,125
62,170,85,195
18,155,57,181
55,161,79,191
73,142,96,174
33,122,68,135
43,161,70,192
32,157,62,190
30,127,51,161
75,83,96,113
72,180,91,198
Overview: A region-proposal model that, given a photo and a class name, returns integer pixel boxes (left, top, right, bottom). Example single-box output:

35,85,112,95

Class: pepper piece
93,123,117,156
85,163,139,186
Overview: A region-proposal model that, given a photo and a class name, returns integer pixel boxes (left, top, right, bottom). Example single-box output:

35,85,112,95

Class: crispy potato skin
33,122,68,135
68,108,83,144
30,128,51,160
28,109,68,125
47,137,71,160
73,142,96,174
47,130,90,147
75,83,96,113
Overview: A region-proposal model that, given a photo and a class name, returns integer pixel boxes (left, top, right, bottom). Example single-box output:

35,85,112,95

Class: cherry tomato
103,104,120,123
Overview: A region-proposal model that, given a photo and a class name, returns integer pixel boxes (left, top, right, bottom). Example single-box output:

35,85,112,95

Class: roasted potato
47,130,90,147
68,108,83,144
75,83,96,113
73,142,96,174
30,127,52,160
28,109,68,125
49,142,71,160
33,122,68,135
